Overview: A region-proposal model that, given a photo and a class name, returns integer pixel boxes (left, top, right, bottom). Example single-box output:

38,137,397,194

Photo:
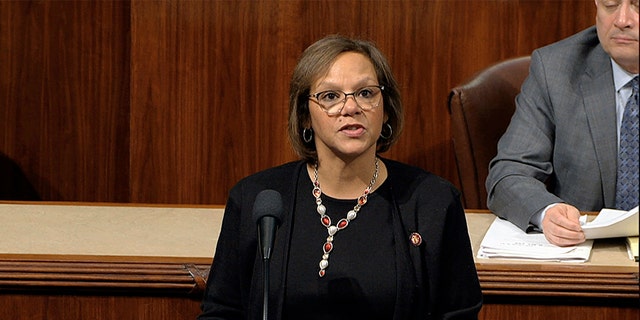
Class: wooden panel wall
0,1,131,202
1,0,596,205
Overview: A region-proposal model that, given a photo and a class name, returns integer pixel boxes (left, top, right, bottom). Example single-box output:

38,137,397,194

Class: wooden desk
467,210,639,319
0,203,637,319
0,202,221,319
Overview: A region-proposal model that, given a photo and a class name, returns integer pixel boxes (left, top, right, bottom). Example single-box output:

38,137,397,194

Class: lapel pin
410,232,422,247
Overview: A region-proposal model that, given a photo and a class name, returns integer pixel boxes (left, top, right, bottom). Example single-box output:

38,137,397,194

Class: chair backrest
447,56,531,209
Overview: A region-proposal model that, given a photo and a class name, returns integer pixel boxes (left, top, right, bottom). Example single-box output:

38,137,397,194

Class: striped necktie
615,76,639,211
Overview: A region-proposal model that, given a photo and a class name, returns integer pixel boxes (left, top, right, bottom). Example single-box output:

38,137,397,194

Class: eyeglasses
308,85,384,115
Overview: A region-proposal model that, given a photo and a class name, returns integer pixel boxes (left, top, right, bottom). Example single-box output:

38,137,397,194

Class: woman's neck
308,155,387,199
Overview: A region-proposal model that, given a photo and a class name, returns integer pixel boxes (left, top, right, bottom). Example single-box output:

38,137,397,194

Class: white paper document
582,206,638,239
478,217,593,262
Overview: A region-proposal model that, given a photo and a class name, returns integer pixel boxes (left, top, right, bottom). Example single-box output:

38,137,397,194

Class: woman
198,35,482,320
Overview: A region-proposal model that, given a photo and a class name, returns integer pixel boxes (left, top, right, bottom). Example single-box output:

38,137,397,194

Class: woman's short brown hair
288,35,404,163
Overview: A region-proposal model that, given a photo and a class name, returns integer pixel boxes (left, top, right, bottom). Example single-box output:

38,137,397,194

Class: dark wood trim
0,259,211,297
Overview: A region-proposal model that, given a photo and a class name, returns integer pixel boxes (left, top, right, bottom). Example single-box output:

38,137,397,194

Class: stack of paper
477,217,593,262
582,206,638,239
627,236,639,262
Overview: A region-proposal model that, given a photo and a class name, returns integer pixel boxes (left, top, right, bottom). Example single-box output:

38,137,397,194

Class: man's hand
541,203,586,246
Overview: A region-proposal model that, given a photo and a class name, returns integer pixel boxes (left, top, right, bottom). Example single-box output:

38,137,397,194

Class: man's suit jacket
486,26,617,231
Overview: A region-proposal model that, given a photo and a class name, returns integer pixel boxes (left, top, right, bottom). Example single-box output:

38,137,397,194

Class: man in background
486,0,638,246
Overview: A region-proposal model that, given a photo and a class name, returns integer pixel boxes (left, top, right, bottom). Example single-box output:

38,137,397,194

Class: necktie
616,76,639,211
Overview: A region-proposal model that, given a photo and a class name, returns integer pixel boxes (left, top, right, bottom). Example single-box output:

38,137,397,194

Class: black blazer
199,158,482,319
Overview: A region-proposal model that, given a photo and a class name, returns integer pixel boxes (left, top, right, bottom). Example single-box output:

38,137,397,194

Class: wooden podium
0,202,637,319
0,202,219,319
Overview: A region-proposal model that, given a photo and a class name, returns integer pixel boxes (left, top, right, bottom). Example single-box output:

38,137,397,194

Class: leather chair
447,56,531,209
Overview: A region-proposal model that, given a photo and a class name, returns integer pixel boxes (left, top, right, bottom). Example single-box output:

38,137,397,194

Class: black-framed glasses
308,85,384,115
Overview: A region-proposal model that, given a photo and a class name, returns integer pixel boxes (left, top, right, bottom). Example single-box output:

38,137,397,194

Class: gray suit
486,26,618,231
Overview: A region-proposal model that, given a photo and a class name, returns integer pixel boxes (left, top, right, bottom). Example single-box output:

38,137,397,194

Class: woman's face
308,52,386,162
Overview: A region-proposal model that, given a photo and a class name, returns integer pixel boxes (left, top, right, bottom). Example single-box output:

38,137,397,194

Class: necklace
312,157,379,277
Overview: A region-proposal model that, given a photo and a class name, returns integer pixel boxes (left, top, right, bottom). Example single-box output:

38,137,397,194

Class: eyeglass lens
312,86,383,114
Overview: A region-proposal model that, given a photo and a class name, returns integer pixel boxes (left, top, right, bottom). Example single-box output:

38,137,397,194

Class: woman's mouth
340,124,365,137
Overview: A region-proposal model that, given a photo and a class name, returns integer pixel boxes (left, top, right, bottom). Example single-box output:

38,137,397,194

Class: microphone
252,189,284,320
252,189,284,261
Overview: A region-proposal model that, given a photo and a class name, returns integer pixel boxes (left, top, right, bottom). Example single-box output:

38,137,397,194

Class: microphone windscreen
252,189,284,224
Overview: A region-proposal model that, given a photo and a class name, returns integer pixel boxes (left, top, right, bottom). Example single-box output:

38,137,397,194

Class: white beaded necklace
312,157,379,277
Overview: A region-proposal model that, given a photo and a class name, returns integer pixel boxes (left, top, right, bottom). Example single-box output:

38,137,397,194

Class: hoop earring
303,128,314,143
380,123,393,139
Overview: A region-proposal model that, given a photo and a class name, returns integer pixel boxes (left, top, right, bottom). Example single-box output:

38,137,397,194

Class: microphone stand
252,190,283,320
262,257,270,320
257,217,277,320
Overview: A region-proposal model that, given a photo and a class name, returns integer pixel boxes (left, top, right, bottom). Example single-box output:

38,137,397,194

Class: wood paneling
0,294,202,320
479,303,640,320
0,259,210,295
0,1,596,204
129,0,298,203
0,1,131,201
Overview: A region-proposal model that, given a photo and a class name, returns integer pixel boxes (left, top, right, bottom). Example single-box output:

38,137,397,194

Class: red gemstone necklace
312,157,379,277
